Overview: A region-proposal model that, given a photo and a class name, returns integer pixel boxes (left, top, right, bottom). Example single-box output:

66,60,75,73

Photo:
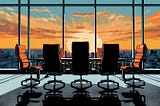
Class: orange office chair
15,44,41,90
95,48,103,71
59,48,68,72
121,44,147,88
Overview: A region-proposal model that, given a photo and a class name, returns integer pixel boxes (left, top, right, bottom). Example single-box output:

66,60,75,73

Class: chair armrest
119,57,133,66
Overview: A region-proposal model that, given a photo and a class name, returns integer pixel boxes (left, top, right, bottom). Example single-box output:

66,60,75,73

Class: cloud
145,9,151,15
4,7,15,11
31,8,49,13
65,30,102,52
0,9,160,49
72,13,94,17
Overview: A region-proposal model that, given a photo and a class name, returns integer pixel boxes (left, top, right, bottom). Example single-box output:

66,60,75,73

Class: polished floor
0,74,160,106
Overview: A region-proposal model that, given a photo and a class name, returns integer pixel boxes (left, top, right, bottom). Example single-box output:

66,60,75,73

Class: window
97,7,132,58
65,7,95,55
144,7,160,69
65,0,94,4
30,7,62,65
97,0,132,4
0,0,17,4
31,0,62,4
0,7,18,68
0,0,160,72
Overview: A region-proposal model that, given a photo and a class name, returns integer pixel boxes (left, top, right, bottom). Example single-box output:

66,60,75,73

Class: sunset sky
0,1,160,51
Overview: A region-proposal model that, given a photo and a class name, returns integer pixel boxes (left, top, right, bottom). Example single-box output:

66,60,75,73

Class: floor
0,74,160,106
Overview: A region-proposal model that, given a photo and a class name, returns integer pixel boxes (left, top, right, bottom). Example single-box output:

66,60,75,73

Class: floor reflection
16,90,42,106
122,90,146,106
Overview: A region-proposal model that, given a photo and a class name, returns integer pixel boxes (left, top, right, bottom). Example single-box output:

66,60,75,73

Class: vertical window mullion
94,0,96,57
28,0,31,58
18,0,21,45
132,0,135,59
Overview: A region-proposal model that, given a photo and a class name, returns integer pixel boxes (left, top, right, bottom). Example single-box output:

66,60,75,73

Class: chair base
21,77,40,89
98,76,119,94
17,90,42,105
71,76,92,93
43,79,65,93
124,78,145,88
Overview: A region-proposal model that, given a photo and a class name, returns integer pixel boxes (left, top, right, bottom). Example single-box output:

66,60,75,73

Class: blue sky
1,0,160,18
0,0,160,4
0,0,160,17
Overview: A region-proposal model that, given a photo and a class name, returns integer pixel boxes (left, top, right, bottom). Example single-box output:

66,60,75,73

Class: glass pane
65,7,95,55
21,7,28,51
30,7,62,60
145,0,160,4
97,7,132,58
144,7,160,69
135,0,142,4
0,0,17,4
31,0,62,4
135,7,142,47
65,0,94,4
21,0,27,4
97,0,132,4
0,7,18,69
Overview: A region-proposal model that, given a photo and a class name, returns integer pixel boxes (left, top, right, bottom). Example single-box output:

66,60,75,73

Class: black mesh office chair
71,42,92,93
97,44,119,94
43,44,65,94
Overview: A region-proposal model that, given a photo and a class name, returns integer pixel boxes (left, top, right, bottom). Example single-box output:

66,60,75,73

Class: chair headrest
15,44,26,55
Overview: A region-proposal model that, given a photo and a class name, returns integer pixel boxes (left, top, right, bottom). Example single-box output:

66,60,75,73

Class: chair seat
121,66,132,70
30,66,42,70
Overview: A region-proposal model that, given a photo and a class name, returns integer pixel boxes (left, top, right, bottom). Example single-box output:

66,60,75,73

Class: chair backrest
60,48,65,58
43,44,61,73
101,44,119,73
97,48,103,58
133,44,147,70
72,42,89,75
15,44,30,70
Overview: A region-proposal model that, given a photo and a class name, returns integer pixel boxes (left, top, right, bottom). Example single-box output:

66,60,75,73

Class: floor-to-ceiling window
0,0,160,72
144,6,160,69
30,7,62,59
0,5,18,69
64,0,94,56
96,6,132,58
64,6,95,55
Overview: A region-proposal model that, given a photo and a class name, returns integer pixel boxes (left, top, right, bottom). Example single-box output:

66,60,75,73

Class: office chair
43,44,65,94
95,48,103,71
60,48,68,72
71,41,92,93
120,44,147,89
15,44,41,90
97,44,119,94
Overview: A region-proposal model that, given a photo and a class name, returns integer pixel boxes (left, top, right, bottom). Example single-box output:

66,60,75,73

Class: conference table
61,57,101,61
30,57,131,67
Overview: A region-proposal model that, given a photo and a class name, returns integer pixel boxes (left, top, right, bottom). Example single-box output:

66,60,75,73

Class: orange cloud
31,8,49,12
72,13,94,17
1,9,160,50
